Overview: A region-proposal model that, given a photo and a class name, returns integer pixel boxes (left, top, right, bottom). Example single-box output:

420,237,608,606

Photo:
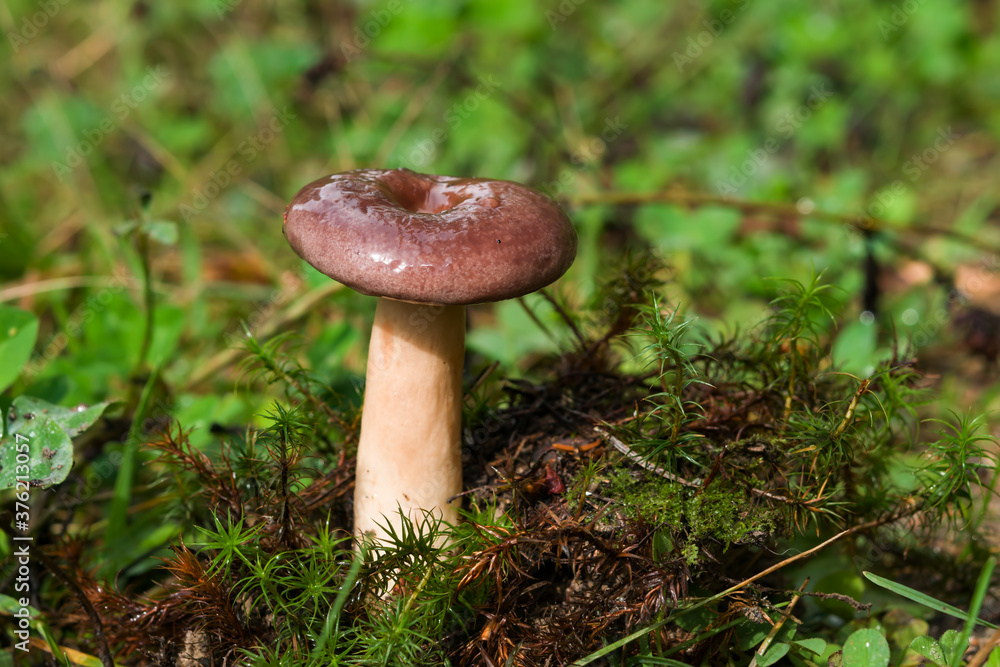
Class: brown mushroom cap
283,168,577,305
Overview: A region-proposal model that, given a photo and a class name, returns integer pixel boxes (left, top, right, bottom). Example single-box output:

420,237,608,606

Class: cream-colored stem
354,298,465,543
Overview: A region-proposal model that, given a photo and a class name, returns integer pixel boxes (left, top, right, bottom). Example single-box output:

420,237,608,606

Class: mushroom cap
283,168,577,305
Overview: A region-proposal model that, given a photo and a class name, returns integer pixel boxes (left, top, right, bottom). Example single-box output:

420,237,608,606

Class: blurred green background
2,0,999,435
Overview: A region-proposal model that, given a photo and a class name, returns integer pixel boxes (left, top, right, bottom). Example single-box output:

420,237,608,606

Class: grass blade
332,547,365,628
572,617,674,666
864,571,998,630
107,365,160,543
951,557,995,667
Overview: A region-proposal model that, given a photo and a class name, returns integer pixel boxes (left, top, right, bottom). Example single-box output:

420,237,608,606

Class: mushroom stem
354,298,465,544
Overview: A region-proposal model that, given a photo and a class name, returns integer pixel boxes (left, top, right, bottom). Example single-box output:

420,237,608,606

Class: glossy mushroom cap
283,168,577,305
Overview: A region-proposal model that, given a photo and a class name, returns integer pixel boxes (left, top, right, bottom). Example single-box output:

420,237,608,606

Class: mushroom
283,168,577,543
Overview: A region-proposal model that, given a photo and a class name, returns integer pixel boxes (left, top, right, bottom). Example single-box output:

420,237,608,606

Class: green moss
684,486,776,549
605,468,684,525
681,543,700,567
600,468,776,567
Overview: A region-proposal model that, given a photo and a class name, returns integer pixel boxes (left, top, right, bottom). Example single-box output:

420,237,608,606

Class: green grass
2,0,1000,664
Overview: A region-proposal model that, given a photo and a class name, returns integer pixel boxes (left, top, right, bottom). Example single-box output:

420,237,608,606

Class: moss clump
684,485,776,549
605,468,684,524
601,468,776,566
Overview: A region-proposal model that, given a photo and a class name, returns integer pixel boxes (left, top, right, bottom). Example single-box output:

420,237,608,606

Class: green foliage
605,469,775,566
864,570,997,630
766,272,839,352
0,396,112,489
605,470,684,525
574,275,997,662
910,635,949,666
3,0,1000,663
857,558,999,666
842,629,890,667
918,412,999,524
633,301,711,454
0,304,113,491
0,306,38,394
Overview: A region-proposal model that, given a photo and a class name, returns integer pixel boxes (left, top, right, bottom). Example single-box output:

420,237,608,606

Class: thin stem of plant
749,579,808,667
669,348,684,446
600,429,701,488
568,189,1000,255
539,288,586,347
571,512,911,666
34,549,116,667
601,430,835,508
781,356,796,433
967,625,1000,667
832,378,870,440
135,231,155,378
